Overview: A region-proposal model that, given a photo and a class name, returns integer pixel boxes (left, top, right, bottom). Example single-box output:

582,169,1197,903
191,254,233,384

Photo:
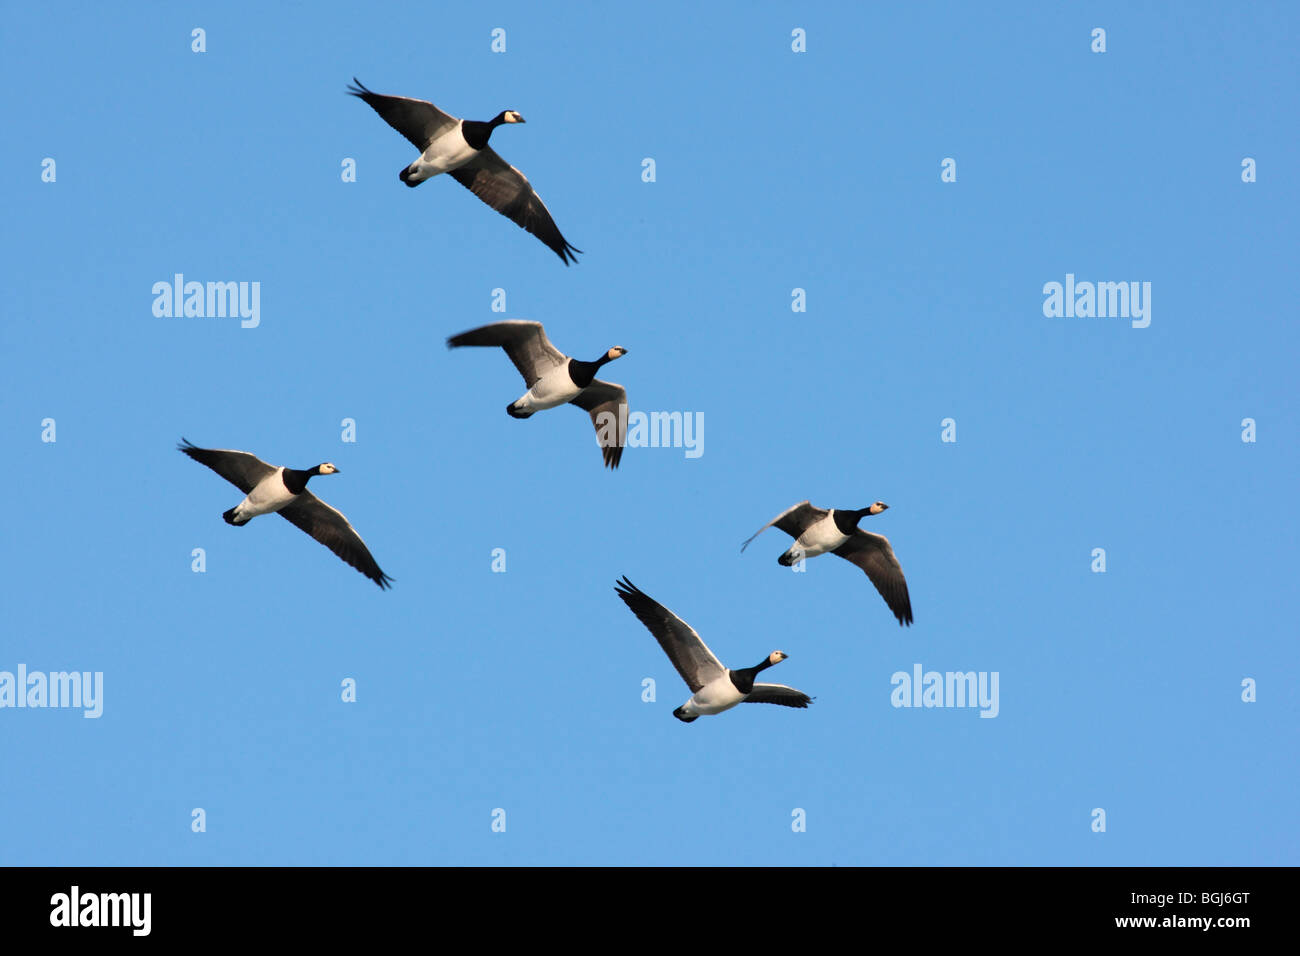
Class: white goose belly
408,121,478,182
679,673,747,717
512,365,582,414
233,469,297,521
793,512,851,559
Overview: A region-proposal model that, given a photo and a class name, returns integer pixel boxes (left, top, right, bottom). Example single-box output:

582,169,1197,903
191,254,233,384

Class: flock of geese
179,79,914,723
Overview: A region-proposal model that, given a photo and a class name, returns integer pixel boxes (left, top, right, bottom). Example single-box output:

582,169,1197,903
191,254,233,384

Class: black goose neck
281,466,319,496
567,356,607,389
729,657,775,694
461,113,507,151
833,509,866,535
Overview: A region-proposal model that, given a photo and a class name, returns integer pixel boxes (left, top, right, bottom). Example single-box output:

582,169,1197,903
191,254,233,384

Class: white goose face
606,346,628,361
868,501,889,515
769,650,788,665
504,111,525,124
318,463,339,475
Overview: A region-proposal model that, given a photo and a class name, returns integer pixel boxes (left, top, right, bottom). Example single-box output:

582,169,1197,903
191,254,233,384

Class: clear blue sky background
2,2,1296,866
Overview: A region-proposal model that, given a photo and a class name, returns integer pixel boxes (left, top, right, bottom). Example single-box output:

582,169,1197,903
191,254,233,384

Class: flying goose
178,439,392,589
447,320,628,468
347,78,581,265
741,501,913,626
614,577,812,722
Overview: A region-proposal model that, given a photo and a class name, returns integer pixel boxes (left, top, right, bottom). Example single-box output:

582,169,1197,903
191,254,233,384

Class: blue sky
1,1,1296,865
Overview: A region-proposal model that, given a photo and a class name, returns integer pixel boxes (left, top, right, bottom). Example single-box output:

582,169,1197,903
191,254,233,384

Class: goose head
605,346,628,362
768,650,789,665
494,110,526,125
316,463,340,475
864,500,888,516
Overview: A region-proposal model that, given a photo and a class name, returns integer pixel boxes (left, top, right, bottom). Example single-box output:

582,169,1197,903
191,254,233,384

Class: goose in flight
614,577,812,722
741,501,912,626
347,78,581,264
447,320,628,469
178,439,392,589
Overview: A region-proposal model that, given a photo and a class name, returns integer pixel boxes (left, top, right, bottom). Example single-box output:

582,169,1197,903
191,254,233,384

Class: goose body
789,510,857,559
178,439,392,589
677,673,749,720
227,467,298,524
404,119,480,183
742,500,913,626
511,362,585,415
226,465,326,525
348,79,581,264
447,320,629,468
614,577,812,723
